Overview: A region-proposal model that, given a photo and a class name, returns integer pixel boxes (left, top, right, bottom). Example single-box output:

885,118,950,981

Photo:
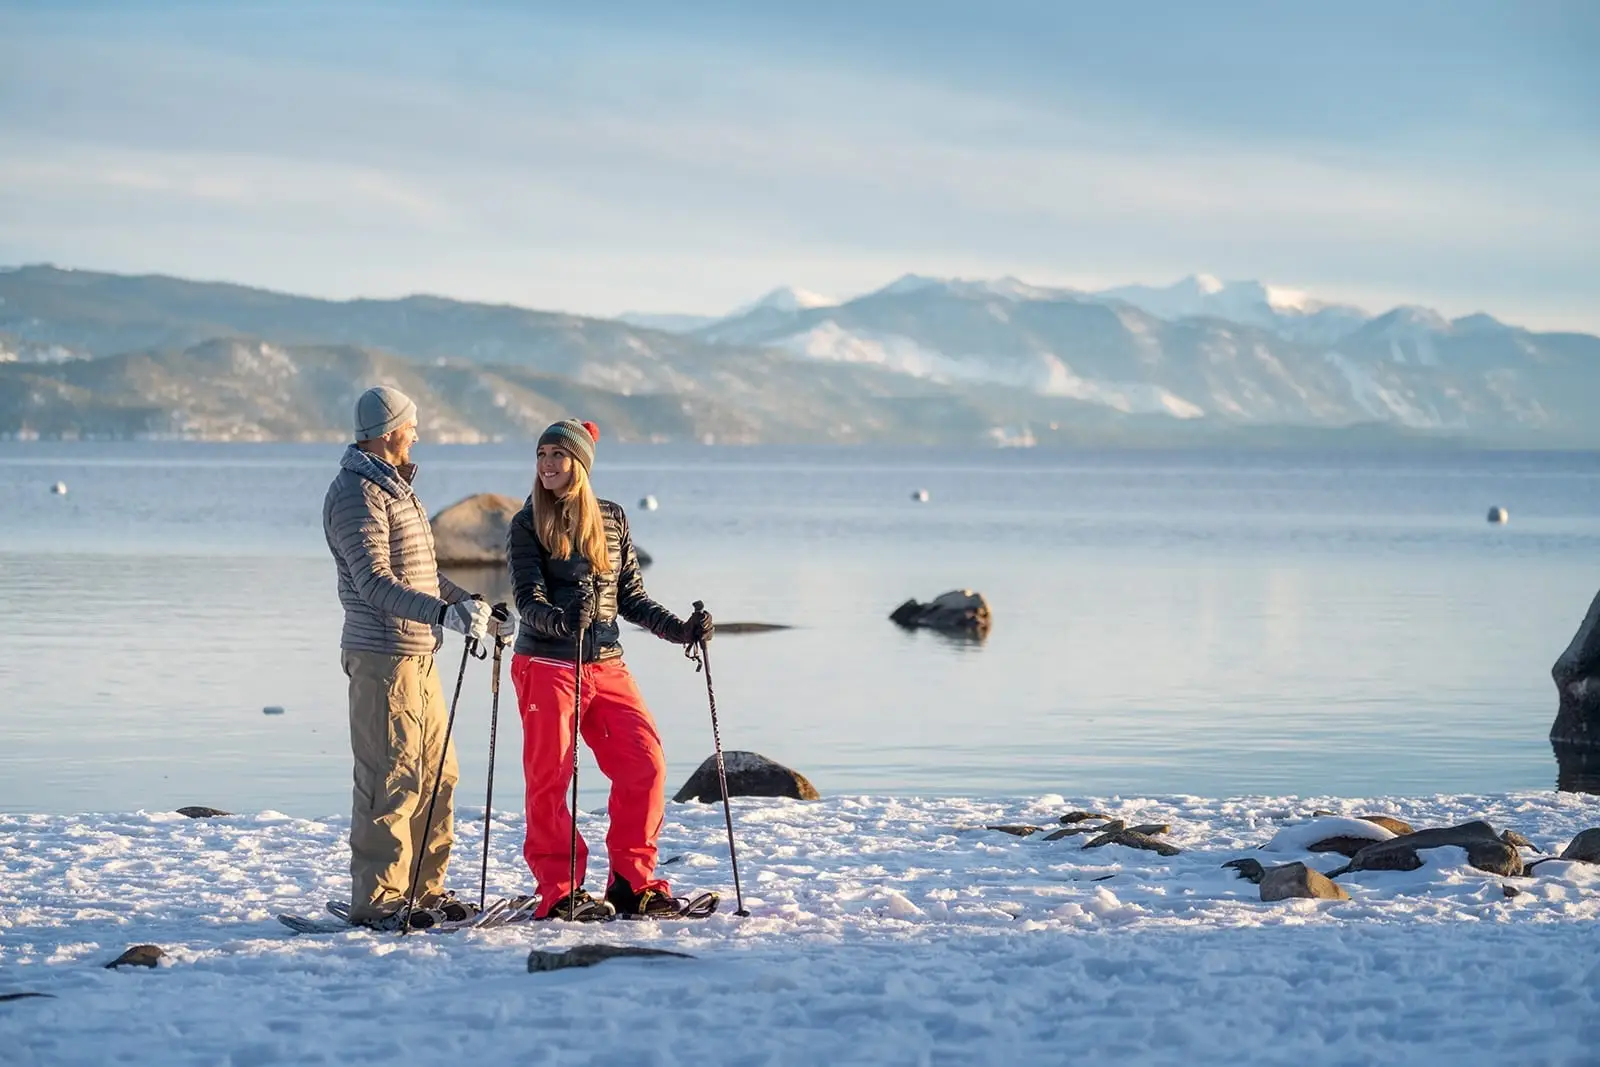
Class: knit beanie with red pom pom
538,419,599,472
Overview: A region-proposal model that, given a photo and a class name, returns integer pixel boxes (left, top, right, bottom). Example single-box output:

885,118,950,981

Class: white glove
442,599,492,642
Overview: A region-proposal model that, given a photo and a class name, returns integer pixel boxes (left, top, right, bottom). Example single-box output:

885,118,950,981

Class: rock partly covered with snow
430,493,524,566
1551,588,1600,747
671,751,820,803
105,945,166,969
889,590,991,637
1333,821,1526,878
1562,828,1600,863
1260,862,1349,902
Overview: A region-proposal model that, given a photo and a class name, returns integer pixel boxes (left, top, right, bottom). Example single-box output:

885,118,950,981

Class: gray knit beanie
538,419,599,471
354,386,418,442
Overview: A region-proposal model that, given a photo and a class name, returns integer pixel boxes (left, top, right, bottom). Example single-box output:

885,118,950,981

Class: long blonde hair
532,461,612,574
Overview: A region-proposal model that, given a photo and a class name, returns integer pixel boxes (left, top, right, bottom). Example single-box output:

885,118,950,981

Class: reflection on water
444,565,514,611
1553,742,1600,796
6,442,1600,814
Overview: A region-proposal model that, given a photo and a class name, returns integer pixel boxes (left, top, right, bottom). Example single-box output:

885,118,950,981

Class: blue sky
2,1,1596,329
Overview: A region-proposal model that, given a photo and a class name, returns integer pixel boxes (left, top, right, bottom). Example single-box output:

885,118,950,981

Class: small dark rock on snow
672,751,819,803
176,806,232,818
106,945,166,969
527,945,692,972
1224,858,1267,884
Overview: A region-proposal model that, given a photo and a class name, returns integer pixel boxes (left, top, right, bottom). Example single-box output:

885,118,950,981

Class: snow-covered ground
4,792,1599,1066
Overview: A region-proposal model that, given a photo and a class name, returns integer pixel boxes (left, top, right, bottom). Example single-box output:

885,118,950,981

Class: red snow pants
510,654,669,916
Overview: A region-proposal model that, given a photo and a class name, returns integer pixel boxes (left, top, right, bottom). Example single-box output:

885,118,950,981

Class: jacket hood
340,444,416,499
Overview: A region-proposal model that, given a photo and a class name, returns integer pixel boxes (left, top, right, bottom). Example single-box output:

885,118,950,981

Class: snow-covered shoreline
4,792,1598,1066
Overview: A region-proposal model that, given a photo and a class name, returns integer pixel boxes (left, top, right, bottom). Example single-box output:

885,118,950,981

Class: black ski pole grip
693,600,705,612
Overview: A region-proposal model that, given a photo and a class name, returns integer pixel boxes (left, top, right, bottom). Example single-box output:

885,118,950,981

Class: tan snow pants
342,650,457,921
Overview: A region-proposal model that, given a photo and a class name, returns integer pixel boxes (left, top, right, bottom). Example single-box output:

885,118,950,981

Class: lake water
2,442,1598,816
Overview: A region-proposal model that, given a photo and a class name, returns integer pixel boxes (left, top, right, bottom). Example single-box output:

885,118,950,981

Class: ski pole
689,599,749,917
478,603,511,912
404,629,484,934
567,597,588,921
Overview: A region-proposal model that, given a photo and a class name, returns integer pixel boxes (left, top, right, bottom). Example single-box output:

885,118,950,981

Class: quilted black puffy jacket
506,497,685,662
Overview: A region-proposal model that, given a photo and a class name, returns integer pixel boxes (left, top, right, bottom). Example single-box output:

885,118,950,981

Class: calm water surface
2,442,1597,815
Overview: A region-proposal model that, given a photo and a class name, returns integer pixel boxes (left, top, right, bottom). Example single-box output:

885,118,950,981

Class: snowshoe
535,888,616,922
606,874,720,920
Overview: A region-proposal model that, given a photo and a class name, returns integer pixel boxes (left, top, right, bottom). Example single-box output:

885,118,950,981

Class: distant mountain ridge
1,264,1596,446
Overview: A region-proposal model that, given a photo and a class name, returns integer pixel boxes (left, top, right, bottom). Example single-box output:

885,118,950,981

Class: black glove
683,605,713,645
560,595,594,638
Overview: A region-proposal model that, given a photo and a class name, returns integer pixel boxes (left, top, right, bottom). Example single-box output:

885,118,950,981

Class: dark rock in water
1561,828,1600,863
1224,858,1267,884
1550,588,1600,747
1059,811,1112,824
987,825,1044,837
672,751,819,803
716,622,794,635
0,992,55,1002
1358,815,1414,835
431,493,523,566
176,806,231,818
527,945,692,972
106,945,166,969
889,590,991,638
1261,862,1349,902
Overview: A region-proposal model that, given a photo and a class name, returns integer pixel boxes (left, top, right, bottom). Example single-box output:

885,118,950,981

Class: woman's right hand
561,595,594,636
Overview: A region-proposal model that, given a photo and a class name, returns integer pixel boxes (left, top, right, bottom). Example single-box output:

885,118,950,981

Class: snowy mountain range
620,273,1598,441
1,265,1596,445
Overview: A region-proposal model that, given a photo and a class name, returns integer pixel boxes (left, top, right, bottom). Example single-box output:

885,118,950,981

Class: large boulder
1561,828,1600,863
1334,820,1525,877
672,751,819,803
889,589,991,637
1551,589,1600,746
431,493,523,566
1260,862,1349,902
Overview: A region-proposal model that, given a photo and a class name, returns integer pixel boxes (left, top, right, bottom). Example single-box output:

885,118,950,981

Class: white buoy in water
912,489,930,503
51,481,67,495
640,495,659,511
1487,506,1509,524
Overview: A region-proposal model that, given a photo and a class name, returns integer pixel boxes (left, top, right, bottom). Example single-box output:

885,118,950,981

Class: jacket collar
340,444,417,499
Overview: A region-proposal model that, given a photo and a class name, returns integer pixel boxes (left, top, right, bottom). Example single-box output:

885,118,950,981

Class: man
322,386,514,928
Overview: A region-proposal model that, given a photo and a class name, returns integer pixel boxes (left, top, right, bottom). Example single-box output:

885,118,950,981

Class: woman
506,418,715,920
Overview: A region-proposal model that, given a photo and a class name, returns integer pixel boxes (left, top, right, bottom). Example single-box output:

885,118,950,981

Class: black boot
536,888,615,922
606,873,719,919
